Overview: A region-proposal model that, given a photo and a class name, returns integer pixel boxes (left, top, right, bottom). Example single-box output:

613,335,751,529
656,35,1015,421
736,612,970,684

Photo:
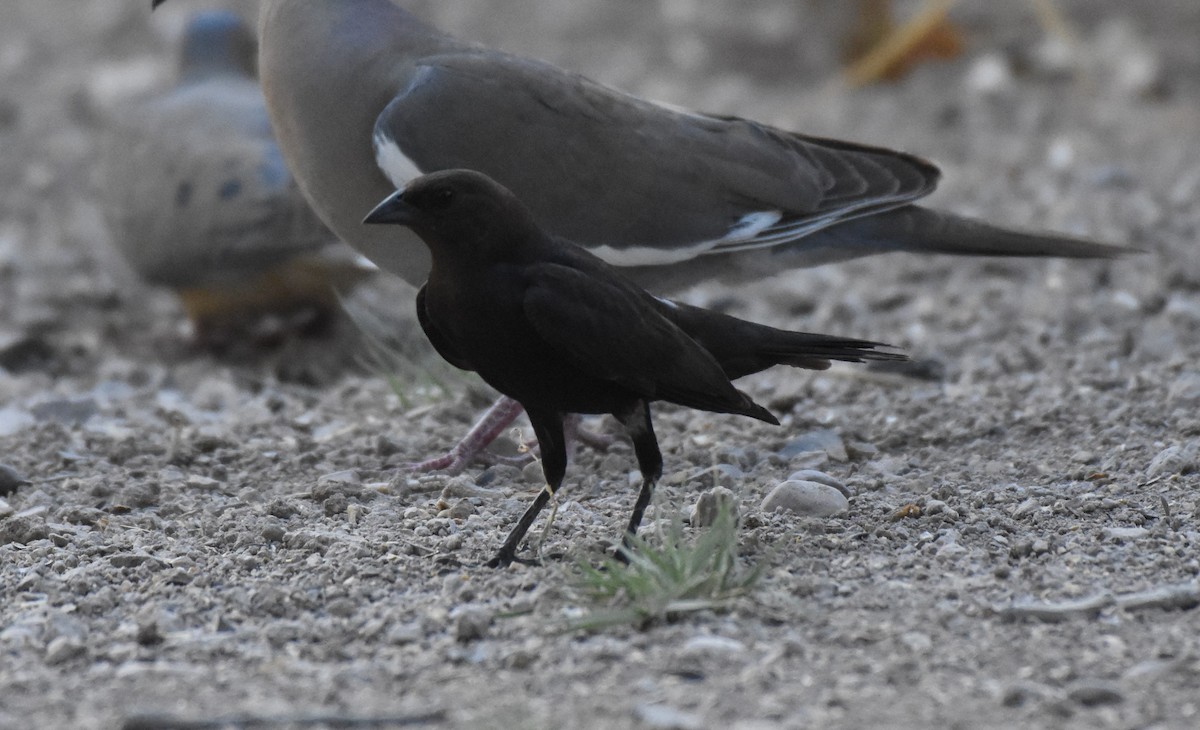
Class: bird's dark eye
428,186,455,209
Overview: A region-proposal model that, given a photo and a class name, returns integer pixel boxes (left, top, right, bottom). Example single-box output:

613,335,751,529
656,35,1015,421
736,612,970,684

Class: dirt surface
3,1,1200,728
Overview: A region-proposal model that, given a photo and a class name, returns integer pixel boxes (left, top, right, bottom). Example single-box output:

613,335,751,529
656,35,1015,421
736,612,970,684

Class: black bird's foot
484,552,512,569
610,530,641,565
485,549,541,569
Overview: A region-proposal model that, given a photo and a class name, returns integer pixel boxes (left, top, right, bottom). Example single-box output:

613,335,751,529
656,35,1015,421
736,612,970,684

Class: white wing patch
723,210,783,241
588,239,718,267
372,130,424,189
582,209,802,266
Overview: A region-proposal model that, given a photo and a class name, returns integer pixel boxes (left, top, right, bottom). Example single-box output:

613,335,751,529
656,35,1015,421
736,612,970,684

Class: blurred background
0,0,1195,388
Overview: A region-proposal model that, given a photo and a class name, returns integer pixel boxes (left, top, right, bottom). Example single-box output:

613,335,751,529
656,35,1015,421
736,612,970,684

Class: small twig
995,592,1115,622
34,472,81,485
1115,582,1200,612
996,581,1200,621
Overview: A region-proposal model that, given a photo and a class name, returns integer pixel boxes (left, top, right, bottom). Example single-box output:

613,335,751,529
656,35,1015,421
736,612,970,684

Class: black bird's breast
419,264,638,416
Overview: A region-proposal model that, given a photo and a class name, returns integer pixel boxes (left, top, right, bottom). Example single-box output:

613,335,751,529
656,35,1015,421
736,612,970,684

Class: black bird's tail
658,299,906,381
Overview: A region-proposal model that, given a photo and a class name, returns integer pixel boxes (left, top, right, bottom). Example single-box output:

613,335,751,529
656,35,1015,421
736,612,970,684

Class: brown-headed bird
364,169,906,567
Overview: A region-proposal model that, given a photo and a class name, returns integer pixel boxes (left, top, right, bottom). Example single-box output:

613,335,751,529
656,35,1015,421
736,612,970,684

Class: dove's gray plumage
238,0,1126,288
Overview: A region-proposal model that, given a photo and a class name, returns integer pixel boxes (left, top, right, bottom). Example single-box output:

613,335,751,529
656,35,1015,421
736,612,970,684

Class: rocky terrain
2,1,1199,728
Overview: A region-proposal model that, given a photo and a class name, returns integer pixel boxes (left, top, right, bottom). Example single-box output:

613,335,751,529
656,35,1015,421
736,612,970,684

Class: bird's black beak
363,190,418,226
151,0,168,8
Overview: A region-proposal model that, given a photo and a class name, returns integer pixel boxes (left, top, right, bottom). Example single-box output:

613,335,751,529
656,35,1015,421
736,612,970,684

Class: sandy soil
2,1,1200,728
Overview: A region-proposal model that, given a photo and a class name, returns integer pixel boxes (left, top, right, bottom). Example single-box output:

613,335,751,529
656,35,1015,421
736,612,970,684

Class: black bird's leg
617,400,663,557
486,408,567,568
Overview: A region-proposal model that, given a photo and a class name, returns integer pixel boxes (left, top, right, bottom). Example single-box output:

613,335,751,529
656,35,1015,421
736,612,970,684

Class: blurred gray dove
99,10,373,341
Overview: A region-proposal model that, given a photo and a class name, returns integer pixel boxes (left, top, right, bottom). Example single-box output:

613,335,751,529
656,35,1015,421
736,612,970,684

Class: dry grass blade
338,292,463,408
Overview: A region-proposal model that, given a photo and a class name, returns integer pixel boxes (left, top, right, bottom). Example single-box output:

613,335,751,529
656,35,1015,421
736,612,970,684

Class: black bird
364,169,906,567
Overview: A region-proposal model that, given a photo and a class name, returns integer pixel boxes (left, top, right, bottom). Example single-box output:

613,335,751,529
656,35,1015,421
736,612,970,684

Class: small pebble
899,631,933,653
439,499,477,521
845,440,879,459
936,542,967,559
387,622,423,645
680,635,746,656
777,429,847,462
476,465,521,487
1066,679,1124,707
136,619,163,646
633,704,702,730
1071,449,1096,465
1012,498,1039,519
710,463,742,489
317,469,361,485
760,481,848,517
965,52,1014,95
1001,681,1050,707
375,434,401,456
326,598,357,618
1147,442,1198,477
1101,526,1149,542
185,474,220,490
0,407,36,438
441,475,495,500
453,607,492,643
45,636,87,665
690,486,738,528
785,469,849,498
0,515,51,545
323,493,349,516
521,461,544,484
0,463,30,496
267,499,301,519
505,646,538,670
261,521,286,543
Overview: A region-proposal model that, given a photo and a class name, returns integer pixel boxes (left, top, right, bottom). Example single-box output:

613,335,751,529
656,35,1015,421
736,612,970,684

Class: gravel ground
3,1,1200,728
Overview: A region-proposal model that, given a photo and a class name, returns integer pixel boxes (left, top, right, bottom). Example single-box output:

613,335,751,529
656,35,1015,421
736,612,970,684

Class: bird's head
363,169,539,263
179,11,257,80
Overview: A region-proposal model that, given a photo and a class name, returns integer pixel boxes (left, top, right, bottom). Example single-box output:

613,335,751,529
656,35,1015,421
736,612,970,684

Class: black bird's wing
416,283,474,372
521,264,776,423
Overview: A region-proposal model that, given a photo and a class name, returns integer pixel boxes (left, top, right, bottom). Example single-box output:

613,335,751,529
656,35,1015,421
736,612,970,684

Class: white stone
760,480,848,517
